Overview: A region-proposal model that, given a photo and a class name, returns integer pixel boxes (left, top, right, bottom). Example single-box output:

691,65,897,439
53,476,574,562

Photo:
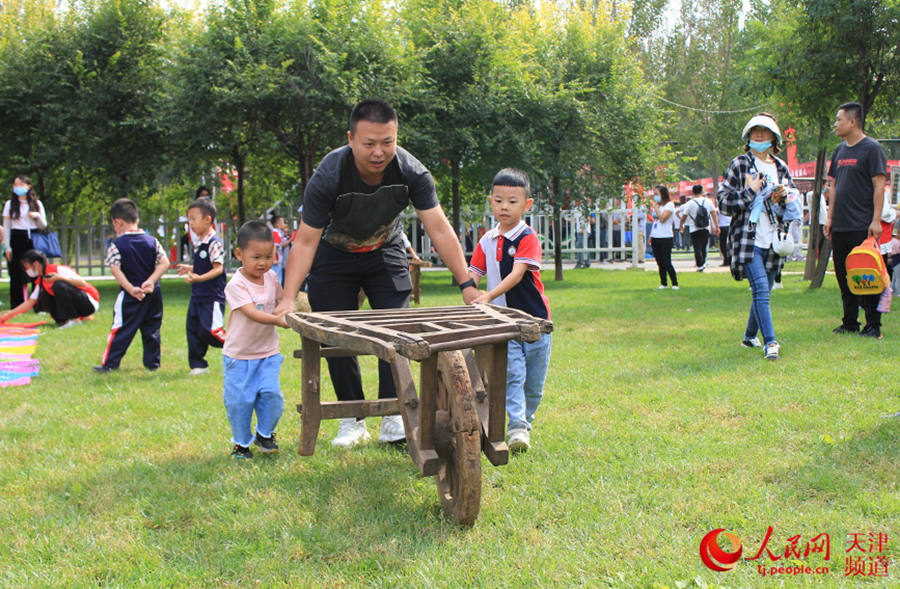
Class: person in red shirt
0,249,99,328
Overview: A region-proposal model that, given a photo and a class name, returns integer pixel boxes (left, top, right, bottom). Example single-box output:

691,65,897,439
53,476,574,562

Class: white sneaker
378,414,406,443
508,428,530,452
58,319,82,329
764,341,780,361
772,282,784,290
189,367,210,376
671,285,680,290
332,418,370,448
741,336,762,348
657,285,668,290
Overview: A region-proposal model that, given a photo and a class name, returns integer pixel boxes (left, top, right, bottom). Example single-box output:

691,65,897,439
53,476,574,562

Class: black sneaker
93,364,116,374
231,444,253,459
253,433,280,453
832,325,859,335
859,326,883,339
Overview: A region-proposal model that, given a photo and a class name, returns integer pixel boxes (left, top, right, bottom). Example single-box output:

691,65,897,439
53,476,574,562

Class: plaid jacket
717,153,795,281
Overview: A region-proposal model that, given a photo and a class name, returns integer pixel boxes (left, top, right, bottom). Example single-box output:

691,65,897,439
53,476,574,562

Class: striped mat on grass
0,325,40,386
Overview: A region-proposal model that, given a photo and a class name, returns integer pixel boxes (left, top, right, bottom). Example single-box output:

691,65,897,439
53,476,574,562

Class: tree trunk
451,159,461,243
804,144,827,281
234,149,246,226
808,136,833,289
552,175,563,281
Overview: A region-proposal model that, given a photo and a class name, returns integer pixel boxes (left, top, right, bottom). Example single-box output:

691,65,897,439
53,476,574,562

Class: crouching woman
0,250,99,327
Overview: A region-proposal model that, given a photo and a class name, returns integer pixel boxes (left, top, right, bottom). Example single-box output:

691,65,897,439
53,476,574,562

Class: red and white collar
485,220,527,241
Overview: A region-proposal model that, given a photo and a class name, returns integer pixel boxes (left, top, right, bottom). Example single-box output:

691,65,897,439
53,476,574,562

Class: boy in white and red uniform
0,249,99,327
468,168,551,452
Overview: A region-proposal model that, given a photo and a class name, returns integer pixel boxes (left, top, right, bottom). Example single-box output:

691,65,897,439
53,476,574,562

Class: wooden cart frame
287,304,553,525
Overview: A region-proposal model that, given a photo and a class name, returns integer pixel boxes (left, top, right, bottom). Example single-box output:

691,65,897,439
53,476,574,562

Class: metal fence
46,205,812,276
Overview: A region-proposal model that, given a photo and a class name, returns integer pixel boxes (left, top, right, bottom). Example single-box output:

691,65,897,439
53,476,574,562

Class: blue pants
223,353,284,447
186,298,225,369
101,288,163,369
744,246,778,345
506,333,552,432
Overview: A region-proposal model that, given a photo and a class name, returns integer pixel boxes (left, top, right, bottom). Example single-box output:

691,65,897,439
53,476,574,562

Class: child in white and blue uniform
468,168,551,452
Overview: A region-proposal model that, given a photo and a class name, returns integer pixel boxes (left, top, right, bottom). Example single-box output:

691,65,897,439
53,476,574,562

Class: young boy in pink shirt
223,221,289,459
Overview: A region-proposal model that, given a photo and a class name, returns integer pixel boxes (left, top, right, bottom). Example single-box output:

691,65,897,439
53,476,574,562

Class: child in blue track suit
177,198,227,375
95,198,170,373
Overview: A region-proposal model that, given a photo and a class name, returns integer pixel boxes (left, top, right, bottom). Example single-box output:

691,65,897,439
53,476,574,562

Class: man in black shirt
824,101,888,338
277,99,480,447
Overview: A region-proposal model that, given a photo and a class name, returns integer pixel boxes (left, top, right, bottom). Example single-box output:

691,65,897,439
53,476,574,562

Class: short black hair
237,220,273,249
692,184,703,195
195,185,210,198
492,168,531,197
110,198,139,223
270,214,284,225
188,198,217,222
20,249,47,269
839,102,864,128
349,99,398,134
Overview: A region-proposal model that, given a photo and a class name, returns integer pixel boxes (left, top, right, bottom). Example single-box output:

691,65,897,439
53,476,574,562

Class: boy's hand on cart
470,291,491,305
276,312,289,328
274,298,296,316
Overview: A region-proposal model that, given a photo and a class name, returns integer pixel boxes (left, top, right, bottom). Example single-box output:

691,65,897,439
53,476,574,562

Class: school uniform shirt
105,231,167,288
650,202,676,238
223,268,282,360
30,264,100,311
468,221,550,320
191,229,226,301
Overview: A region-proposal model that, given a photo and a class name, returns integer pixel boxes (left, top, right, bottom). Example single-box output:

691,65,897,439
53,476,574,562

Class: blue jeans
223,353,284,447
506,333,552,432
744,247,777,345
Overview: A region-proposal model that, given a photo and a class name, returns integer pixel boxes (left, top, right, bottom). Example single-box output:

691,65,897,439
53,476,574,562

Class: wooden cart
286,304,553,525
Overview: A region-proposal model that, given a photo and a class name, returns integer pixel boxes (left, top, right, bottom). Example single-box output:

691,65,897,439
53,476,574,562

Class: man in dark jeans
824,101,887,339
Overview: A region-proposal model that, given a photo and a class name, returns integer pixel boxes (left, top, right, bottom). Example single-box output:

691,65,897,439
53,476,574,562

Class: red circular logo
699,529,743,572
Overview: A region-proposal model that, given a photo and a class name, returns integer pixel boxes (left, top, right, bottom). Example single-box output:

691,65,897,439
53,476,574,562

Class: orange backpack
845,236,888,295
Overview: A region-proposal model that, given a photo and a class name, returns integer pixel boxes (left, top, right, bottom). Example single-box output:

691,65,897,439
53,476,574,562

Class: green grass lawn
1,265,897,588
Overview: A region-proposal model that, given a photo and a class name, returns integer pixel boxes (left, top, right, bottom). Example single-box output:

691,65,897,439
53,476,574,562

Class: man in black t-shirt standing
277,99,480,448
824,101,888,338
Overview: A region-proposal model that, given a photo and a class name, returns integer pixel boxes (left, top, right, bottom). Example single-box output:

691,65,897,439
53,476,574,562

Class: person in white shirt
648,185,679,289
678,184,719,271
3,175,48,308
716,200,732,266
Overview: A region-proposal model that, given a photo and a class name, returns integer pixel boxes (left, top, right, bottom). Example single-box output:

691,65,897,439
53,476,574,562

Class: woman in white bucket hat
717,112,802,361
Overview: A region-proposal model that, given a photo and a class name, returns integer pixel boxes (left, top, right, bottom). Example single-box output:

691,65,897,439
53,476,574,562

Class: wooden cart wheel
434,350,482,525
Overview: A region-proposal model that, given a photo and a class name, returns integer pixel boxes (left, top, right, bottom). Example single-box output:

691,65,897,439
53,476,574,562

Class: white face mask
25,268,39,278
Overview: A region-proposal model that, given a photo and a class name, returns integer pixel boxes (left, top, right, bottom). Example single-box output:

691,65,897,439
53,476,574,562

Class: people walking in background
716,200,732,266
648,185,678,290
574,205,591,269
718,112,801,361
3,176,47,307
678,185,718,271
824,102,888,339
